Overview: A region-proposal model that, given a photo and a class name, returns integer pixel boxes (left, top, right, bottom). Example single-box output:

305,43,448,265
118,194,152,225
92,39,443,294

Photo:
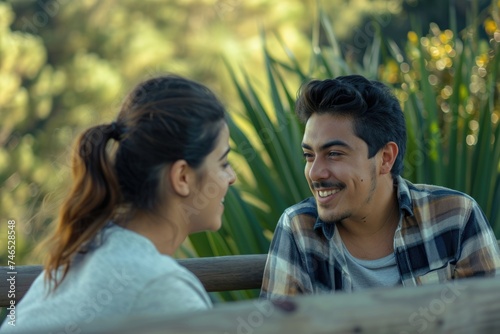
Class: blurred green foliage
0,0,404,264
1,0,499,308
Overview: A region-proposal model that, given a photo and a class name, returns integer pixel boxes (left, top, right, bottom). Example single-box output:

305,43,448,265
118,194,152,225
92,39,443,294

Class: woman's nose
228,165,237,185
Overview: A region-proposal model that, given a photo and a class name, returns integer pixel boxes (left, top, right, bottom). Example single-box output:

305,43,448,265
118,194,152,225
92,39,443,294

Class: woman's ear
380,142,399,175
169,160,192,197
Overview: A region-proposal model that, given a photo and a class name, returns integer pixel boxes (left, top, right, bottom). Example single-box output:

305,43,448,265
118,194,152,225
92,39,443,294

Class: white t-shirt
0,223,212,333
342,242,401,291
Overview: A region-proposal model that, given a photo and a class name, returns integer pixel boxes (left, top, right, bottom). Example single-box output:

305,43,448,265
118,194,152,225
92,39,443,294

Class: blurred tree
0,0,404,265
1,0,498,317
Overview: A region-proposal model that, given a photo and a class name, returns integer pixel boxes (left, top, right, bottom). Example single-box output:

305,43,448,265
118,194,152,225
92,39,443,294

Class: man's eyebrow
301,140,351,151
219,147,231,161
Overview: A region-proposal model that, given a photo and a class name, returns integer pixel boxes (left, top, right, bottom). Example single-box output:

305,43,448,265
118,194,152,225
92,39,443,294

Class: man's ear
380,142,399,175
169,160,192,197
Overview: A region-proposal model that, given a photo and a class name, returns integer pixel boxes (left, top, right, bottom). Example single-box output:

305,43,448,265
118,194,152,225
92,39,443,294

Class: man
260,75,500,298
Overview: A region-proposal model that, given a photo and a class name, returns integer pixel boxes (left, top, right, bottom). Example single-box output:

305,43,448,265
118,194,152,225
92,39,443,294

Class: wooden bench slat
0,254,267,308
180,254,266,292
2,239,499,309
47,276,500,333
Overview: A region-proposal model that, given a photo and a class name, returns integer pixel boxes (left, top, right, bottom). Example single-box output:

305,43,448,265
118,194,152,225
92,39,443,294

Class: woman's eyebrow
219,147,231,161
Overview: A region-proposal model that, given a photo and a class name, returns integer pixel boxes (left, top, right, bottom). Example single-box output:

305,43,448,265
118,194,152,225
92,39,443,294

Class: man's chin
318,211,337,224
318,209,346,225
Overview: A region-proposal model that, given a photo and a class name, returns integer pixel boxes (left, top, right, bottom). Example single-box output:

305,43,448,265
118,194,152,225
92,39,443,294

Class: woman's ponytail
43,123,123,291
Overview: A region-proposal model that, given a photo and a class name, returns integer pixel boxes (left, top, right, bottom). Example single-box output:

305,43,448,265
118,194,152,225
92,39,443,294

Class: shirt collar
312,175,414,240
394,175,414,217
313,217,335,240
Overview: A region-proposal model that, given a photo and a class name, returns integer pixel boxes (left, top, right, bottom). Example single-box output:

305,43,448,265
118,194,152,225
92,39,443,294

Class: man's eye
303,152,314,160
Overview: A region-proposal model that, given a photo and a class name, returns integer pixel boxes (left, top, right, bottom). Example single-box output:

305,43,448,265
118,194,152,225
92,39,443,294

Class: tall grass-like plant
187,2,500,301
384,2,500,235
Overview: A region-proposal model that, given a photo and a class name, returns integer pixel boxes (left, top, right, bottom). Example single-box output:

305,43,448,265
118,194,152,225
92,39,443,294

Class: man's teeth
318,189,338,198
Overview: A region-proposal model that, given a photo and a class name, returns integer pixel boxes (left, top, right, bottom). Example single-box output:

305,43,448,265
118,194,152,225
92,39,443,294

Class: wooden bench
85,275,500,334
2,249,500,333
0,254,267,308
3,273,500,333
2,239,500,307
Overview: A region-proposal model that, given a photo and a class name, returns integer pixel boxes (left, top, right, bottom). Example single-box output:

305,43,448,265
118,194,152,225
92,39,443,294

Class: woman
0,75,236,332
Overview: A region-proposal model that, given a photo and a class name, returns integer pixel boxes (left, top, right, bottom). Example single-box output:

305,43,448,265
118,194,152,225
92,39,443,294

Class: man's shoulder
398,177,479,230
400,177,475,204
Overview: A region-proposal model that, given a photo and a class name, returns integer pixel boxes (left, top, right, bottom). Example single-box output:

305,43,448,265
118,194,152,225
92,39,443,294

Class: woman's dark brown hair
43,75,227,291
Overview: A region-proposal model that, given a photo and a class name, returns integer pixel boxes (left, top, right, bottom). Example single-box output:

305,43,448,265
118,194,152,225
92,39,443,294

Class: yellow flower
475,54,489,67
408,31,418,45
439,32,449,44
484,18,497,35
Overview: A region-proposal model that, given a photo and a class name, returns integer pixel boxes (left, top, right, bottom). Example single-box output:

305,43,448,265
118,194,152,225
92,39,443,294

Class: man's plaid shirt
260,176,500,299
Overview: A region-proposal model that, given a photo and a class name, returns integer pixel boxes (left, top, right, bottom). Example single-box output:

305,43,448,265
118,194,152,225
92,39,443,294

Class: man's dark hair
295,75,406,176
